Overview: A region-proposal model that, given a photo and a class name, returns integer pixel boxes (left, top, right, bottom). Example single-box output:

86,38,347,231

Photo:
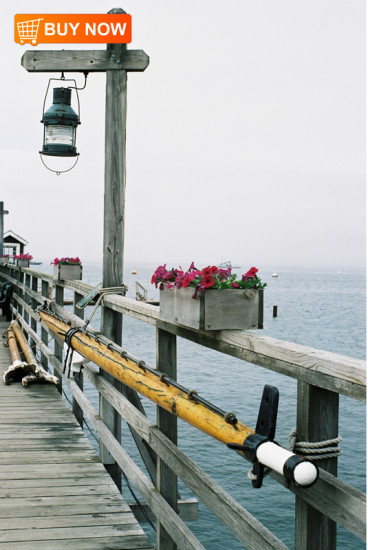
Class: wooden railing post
30,275,38,355
40,279,50,373
156,327,178,550
17,268,24,317
73,291,85,427
295,382,339,549
23,272,31,341
53,282,64,393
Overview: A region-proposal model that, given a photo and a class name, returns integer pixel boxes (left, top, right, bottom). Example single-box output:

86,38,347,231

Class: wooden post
73,291,85,427
273,305,278,317
19,5,149,495
100,9,128,492
17,269,24,317
0,202,8,256
295,382,339,549
156,328,178,550
30,276,38,354
24,273,31,325
54,283,64,393
40,280,49,372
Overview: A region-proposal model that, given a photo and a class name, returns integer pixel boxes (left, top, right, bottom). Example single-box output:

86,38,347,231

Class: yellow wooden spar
39,310,254,447
10,320,36,364
7,327,22,364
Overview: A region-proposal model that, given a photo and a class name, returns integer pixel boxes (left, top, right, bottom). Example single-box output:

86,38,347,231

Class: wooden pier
0,318,154,550
0,265,366,550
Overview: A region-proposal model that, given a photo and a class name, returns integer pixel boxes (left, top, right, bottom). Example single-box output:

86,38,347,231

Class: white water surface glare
47,262,365,550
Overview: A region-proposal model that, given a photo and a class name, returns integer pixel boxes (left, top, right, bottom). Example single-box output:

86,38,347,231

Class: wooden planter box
160,287,263,331
16,259,29,268
54,264,82,281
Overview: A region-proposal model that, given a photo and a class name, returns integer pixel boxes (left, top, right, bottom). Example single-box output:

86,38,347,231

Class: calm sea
44,261,366,550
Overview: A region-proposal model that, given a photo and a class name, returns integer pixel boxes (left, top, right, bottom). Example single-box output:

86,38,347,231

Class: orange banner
15,14,131,45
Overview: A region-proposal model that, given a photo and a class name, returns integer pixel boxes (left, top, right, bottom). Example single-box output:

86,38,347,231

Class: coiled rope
288,429,342,460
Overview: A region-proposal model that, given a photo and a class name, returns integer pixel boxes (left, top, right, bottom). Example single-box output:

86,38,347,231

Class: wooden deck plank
0,512,139,530
0,537,153,549
0,319,154,550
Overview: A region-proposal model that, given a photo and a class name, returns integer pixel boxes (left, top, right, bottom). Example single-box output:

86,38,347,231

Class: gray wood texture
21,49,149,73
0,318,154,550
73,291,85,427
99,39,128,490
54,264,82,281
54,284,64,392
295,383,339,549
156,328,178,550
160,287,260,330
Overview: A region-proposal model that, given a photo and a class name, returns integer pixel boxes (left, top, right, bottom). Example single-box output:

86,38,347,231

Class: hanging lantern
41,87,80,157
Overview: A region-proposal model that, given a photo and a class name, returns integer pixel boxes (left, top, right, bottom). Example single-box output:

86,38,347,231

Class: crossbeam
21,48,149,72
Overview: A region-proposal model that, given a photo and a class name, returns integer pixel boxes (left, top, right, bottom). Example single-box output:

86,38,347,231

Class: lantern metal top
41,87,80,128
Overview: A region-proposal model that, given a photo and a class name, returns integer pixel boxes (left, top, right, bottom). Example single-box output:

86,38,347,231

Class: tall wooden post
295,383,339,549
100,8,128,491
20,3,149,494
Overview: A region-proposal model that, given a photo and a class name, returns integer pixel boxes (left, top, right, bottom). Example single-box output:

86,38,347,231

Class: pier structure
0,315,154,550
0,263,365,550
7,6,366,549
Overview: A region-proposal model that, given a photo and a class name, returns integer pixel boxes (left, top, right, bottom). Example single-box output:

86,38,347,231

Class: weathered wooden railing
0,264,365,550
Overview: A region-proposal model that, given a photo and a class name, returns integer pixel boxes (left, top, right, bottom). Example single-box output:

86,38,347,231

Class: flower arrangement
14,253,33,261
152,262,267,299
52,257,82,266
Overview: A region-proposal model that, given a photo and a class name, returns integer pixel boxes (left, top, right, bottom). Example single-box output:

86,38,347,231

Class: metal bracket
227,384,279,488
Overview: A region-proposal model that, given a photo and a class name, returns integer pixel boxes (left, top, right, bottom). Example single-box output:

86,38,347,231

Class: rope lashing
288,429,342,460
63,327,81,378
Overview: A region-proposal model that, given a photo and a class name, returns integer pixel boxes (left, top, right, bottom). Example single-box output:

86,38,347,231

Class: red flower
202,267,212,277
182,275,192,288
201,275,215,288
244,267,258,279
209,266,218,274
231,282,240,288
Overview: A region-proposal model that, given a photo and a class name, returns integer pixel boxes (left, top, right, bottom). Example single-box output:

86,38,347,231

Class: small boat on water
217,260,241,269
272,273,278,278
131,268,137,275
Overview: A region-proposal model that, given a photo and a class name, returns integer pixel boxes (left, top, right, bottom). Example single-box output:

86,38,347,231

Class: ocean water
45,261,366,550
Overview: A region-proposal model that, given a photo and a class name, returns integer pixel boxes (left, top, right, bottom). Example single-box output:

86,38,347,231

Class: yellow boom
39,310,254,447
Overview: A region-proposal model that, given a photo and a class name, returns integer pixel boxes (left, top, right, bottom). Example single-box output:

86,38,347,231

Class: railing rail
0,264,366,550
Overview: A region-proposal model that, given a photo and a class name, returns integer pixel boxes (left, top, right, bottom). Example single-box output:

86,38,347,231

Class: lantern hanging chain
36,301,239,427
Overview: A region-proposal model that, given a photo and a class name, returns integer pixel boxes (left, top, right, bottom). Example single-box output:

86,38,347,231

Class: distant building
3,230,29,257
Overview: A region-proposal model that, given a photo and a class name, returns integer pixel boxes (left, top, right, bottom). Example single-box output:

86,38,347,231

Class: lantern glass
41,87,80,158
44,125,76,148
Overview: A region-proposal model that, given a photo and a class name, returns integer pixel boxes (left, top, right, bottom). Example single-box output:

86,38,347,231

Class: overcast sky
0,1,365,270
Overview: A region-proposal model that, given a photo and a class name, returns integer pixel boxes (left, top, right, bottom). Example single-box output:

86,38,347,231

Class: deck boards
0,319,154,549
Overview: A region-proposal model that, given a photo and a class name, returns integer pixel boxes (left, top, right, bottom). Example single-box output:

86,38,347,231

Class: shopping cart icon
16,18,43,45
